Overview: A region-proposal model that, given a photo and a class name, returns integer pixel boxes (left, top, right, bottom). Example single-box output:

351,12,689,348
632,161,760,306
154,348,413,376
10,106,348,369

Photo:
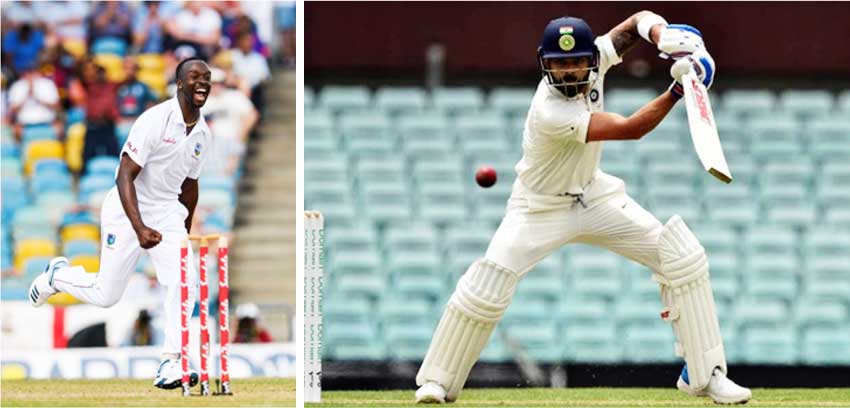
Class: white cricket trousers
52,187,196,355
486,170,664,276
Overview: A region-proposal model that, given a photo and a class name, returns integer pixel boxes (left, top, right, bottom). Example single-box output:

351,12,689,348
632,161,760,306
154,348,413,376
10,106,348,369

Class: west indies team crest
194,142,203,157
106,233,116,249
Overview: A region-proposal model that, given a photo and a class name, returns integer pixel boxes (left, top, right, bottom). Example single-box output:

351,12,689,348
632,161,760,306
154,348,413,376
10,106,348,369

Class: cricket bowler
415,11,752,405
28,58,213,390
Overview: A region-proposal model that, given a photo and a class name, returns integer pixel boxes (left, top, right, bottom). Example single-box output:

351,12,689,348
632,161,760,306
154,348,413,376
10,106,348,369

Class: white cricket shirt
515,34,622,196
119,97,211,211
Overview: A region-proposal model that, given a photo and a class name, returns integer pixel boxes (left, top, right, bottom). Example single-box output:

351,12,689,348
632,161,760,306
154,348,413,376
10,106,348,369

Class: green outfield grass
1,378,295,407
313,387,850,407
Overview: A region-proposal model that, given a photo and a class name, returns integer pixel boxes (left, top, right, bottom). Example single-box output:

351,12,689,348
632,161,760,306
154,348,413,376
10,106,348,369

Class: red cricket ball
475,166,497,188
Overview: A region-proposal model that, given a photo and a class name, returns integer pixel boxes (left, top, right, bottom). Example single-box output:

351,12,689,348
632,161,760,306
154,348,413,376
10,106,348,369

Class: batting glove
658,24,706,59
669,51,716,99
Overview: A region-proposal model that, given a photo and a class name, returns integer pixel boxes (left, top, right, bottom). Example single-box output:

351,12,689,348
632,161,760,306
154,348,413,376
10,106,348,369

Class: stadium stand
306,85,850,365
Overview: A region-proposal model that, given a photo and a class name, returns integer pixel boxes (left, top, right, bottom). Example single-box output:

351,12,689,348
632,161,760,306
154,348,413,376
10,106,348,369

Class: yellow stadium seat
65,123,86,173
137,70,167,98
70,254,100,272
94,54,126,83
62,39,87,59
25,140,64,175
47,255,99,306
14,239,57,271
61,224,100,243
136,53,165,72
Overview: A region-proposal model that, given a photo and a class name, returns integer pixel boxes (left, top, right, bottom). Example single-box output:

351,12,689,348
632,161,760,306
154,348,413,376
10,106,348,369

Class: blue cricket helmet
538,16,600,96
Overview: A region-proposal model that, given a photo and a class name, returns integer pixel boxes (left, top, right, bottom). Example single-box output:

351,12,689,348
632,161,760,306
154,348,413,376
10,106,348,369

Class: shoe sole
155,374,199,390
415,395,445,404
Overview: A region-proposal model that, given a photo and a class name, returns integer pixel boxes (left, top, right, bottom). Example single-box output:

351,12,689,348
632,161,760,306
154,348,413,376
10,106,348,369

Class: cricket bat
682,70,732,184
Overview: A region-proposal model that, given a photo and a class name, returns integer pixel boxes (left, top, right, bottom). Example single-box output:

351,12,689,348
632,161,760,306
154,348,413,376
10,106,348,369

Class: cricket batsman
415,11,752,405
28,58,213,390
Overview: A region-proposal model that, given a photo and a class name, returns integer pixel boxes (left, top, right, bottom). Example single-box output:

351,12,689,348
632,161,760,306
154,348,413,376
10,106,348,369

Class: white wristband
637,13,668,43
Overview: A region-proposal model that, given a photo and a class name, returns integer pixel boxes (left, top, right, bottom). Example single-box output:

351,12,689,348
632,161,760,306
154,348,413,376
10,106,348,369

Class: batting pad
417,259,519,402
654,215,727,391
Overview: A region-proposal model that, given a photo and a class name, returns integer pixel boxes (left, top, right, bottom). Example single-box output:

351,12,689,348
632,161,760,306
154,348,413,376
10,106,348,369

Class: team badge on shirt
590,89,599,102
194,142,203,157
106,233,116,249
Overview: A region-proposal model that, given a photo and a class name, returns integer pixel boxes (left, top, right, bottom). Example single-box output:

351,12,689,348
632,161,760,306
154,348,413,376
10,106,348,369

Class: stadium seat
562,322,621,363
62,239,99,258
359,182,412,226
69,254,99,273
374,87,428,115
305,156,348,182
380,297,432,326
502,299,549,328
333,274,386,300
329,250,382,279
606,88,657,116
136,70,167,98
305,180,351,207
648,184,701,222
480,335,511,362
21,124,57,144
21,256,52,279
744,254,799,302
732,297,788,330
323,297,372,325
339,112,395,155
93,54,125,82
86,156,120,176
304,86,315,109
136,53,166,72
387,251,441,281
356,158,406,185
14,239,57,271
384,323,433,361
744,226,798,258
803,228,850,259
395,274,445,301
504,322,561,363
454,111,508,145
778,90,834,119
24,140,64,176
622,323,677,363
614,297,663,329
802,326,850,365
60,223,100,243
319,85,371,113
569,248,622,299
324,321,378,357
384,223,440,255
444,224,496,265
556,297,610,326
793,299,848,332
809,120,850,160
431,87,485,115
91,36,127,57
515,269,564,302
1,157,22,177
721,90,775,118
413,156,465,185
740,327,797,364
489,88,534,118
65,123,86,173
418,183,467,225
473,182,513,225
702,184,757,226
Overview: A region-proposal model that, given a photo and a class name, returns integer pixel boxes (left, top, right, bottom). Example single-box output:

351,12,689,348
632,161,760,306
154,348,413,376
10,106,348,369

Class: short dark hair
175,57,207,81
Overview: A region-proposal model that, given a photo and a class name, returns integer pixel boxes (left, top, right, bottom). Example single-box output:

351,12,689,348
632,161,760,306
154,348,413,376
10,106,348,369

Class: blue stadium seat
454,111,508,145
431,87,485,115
606,88,657,116
721,90,775,118
21,124,58,144
384,223,440,255
63,239,99,258
744,254,799,302
793,298,848,332
328,250,382,280
333,274,386,301
504,322,561,363
569,247,622,299
809,120,850,160
396,274,445,301
359,182,412,226
384,323,432,361
387,251,442,279
304,87,314,110
325,225,378,255
732,297,788,330
91,36,127,57
622,323,677,363
413,156,465,185
418,183,467,226
489,88,534,118
305,156,348,182
380,297,432,326
802,326,850,365
318,85,371,113
374,87,428,116
563,322,621,363
86,156,120,176
778,90,834,119
356,157,405,185
323,297,372,325
78,174,115,203
502,299,549,328
557,297,610,326
740,326,797,364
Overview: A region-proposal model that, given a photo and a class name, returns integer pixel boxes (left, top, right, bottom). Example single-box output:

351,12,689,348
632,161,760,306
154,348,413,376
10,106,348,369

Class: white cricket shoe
677,366,752,405
153,358,198,390
415,381,447,404
28,257,68,307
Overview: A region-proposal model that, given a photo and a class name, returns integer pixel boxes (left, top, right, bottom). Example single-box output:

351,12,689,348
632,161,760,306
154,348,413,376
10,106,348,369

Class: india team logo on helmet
558,26,576,51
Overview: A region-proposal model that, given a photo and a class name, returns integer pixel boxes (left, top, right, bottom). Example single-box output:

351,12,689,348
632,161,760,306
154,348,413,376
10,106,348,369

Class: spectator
132,1,168,54
165,2,222,60
274,2,296,67
1,1,40,30
117,57,158,119
230,30,270,112
200,68,258,176
79,59,120,174
88,1,132,45
234,303,272,343
34,1,90,43
2,23,45,78
211,50,251,96
128,309,155,346
6,64,61,141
